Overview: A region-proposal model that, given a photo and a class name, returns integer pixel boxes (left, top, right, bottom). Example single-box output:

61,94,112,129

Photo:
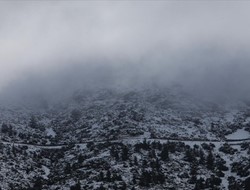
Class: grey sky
0,1,250,101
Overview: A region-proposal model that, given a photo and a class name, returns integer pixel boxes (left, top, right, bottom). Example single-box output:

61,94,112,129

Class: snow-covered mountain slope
0,87,250,189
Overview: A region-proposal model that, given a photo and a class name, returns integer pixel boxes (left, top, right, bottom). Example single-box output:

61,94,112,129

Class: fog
1,1,250,105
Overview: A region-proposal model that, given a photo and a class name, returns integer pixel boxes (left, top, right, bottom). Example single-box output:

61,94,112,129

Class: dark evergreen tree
206,150,214,170
1,123,9,133
160,145,169,161
142,159,148,167
121,145,129,161
142,138,150,150
64,163,71,174
106,170,111,182
199,149,205,165
184,148,194,162
33,178,43,190
139,170,150,187
132,174,137,184
78,154,84,164
194,177,205,190
99,184,105,190
134,156,138,166
70,182,81,190
245,177,250,190
99,171,104,181
29,115,37,128
189,164,197,184
110,146,119,160
120,182,127,190
149,149,156,158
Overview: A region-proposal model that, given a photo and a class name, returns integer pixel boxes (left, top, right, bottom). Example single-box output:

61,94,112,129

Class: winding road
1,136,250,149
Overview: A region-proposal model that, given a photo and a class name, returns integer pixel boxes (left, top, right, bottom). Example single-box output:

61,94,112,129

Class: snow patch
42,165,50,179
225,129,250,140
46,128,56,138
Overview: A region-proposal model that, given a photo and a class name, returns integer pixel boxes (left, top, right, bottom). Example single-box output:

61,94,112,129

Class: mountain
0,87,250,190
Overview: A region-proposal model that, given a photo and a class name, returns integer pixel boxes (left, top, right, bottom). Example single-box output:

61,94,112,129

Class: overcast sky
1,1,250,102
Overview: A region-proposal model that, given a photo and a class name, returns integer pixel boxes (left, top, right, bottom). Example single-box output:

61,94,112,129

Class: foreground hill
0,87,250,189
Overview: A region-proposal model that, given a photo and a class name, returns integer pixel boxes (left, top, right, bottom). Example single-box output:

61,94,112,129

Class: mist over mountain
1,1,250,106
1,1,250,190
1,46,250,108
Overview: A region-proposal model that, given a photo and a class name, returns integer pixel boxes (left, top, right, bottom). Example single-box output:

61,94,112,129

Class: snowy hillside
0,87,250,190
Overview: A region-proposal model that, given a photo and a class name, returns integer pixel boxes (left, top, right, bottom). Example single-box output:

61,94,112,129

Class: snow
46,128,56,138
1,88,250,189
224,110,238,123
225,129,250,140
76,143,87,150
42,165,50,179
243,117,250,125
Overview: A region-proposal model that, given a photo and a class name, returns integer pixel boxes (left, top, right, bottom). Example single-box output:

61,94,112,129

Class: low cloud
1,1,250,105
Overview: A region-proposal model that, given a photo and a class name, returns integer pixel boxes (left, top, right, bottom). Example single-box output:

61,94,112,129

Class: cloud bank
1,1,250,104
